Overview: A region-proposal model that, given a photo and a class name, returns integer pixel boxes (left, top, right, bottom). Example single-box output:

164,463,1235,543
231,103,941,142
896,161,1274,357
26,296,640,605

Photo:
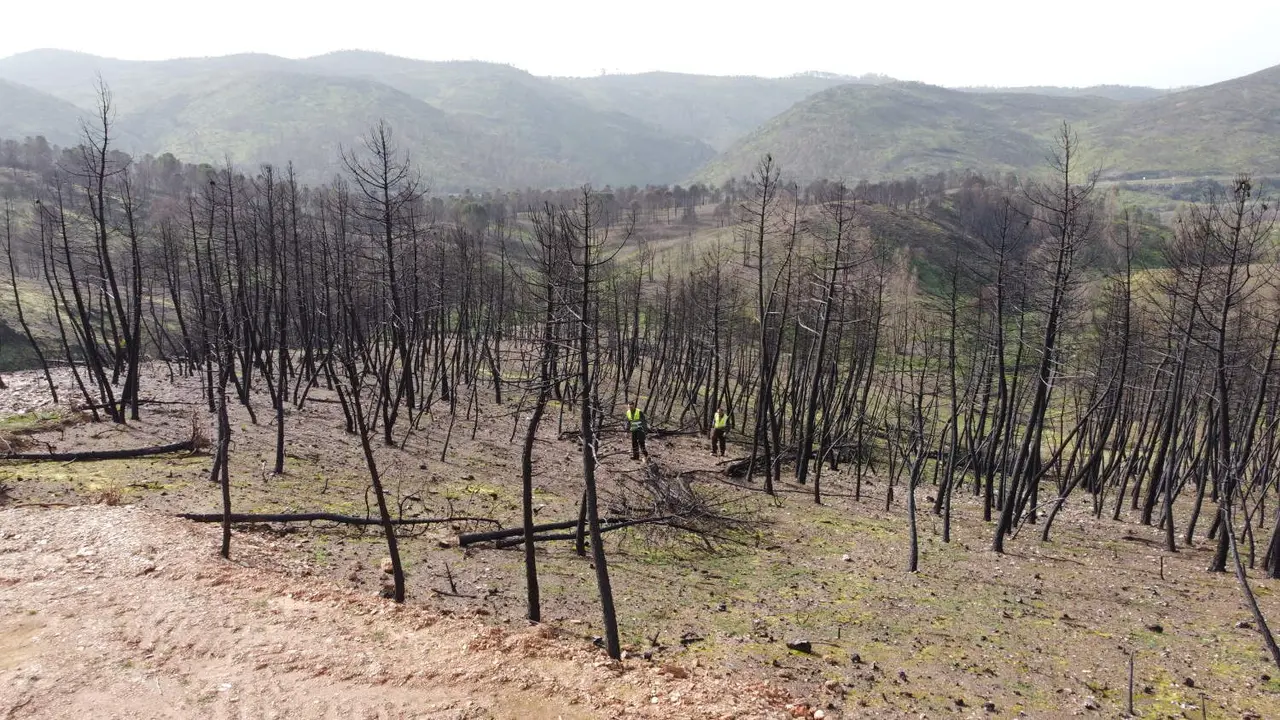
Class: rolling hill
2,48,1278,192
1089,63,1280,179
694,66,1280,185
691,82,1118,184
553,71,890,151
0,78,87,147
0,50,716,189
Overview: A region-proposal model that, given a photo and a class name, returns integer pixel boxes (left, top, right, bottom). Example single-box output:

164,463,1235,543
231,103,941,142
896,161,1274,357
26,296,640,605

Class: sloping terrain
1091,64,1280,179
0,79,86,147
695,65,1280,184
2,48,1277,190
692,82,1117,184
1,365,1279,719
554,71,879,151
0,504,791,719
0,50,715,189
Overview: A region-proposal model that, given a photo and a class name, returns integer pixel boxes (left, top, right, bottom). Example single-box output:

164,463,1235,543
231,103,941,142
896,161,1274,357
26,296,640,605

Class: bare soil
0,504,791,719
3,365,1280,719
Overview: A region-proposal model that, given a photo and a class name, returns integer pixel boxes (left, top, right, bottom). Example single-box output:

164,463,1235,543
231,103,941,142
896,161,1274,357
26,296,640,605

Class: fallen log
493,515,674,549
457,516,624,546
178,512,499,527
2,437,203,462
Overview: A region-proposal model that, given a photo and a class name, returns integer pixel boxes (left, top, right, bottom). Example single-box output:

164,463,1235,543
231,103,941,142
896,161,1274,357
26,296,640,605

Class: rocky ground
3,365,1280,718
0,504,797,719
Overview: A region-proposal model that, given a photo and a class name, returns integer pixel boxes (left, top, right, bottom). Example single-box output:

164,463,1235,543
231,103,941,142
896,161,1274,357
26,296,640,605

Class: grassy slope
1089,65,1280,179
693,82,1117,185
0,50,715,190
117,71,487,188
695,65,1280,186
300,52,717,188
0,79,86,147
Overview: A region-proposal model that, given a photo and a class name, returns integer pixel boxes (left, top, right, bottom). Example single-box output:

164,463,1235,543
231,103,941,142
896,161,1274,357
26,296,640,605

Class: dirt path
0,505,793,720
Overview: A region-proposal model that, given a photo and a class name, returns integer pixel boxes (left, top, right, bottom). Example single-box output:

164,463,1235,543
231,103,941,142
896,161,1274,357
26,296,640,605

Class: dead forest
3,87,1280,678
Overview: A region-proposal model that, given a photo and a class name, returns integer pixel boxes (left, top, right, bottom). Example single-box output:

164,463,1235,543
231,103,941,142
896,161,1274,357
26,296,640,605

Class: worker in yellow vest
710,407,729,457
625,402,648,460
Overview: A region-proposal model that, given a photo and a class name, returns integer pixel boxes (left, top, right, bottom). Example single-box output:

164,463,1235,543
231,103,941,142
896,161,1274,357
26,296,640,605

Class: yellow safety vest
626,408,644,431
713,413,728,430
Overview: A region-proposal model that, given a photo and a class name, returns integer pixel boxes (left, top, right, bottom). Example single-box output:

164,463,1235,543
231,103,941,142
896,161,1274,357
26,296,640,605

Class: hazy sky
4,0,1278,87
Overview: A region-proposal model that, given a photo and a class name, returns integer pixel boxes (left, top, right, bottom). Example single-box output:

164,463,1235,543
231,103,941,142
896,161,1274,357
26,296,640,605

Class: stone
660,664,688,679
786,639,813,654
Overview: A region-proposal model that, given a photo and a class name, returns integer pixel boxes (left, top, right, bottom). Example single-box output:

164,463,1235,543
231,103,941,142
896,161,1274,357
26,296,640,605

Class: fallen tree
493,515,675,549
2,437,204,462
458,517,624,546
179,512,499,527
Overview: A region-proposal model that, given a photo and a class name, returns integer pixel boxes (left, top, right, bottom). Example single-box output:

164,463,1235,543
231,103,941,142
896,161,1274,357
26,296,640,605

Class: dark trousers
711,428,726,456
631,430,648,459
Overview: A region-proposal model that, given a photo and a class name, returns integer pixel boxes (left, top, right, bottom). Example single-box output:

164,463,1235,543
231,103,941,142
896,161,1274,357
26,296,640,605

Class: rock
436,540,452,549
813,711,826,720
788,704,809,718
823,679,841,692
955,698,966,707
1237,620,1254,629
984,701,997,713
849,652,862,664
841,554,852,562
897,669,908,682
660,663,688,679
1145,623,1163,633
1182,677,1195,688
786,639,813,654
1083,696,1099,710
379,558,394,574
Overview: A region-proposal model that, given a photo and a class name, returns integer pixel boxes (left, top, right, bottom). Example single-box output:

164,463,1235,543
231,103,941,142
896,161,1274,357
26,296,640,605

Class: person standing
710,408,729,457
625,402,648,460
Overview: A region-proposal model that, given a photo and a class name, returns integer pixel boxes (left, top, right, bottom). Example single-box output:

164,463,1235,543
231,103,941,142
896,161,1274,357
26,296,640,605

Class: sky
3,0,1279,88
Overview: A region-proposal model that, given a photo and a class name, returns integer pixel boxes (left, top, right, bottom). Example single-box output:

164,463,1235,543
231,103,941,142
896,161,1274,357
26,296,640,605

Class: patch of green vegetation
0,407,85,435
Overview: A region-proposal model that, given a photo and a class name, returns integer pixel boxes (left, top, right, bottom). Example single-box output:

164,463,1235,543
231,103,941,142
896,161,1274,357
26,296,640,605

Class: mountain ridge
1,48,1274,192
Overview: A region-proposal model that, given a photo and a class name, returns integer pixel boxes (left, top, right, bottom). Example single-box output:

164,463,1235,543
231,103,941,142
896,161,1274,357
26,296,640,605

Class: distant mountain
0,78,86,147
3,48,1278,191
957,85,1173,102
1089,64,1280,179
694,65,1280,185
692,82,1117,184
296,52,715,188
0,49,716,189
553,71,891,151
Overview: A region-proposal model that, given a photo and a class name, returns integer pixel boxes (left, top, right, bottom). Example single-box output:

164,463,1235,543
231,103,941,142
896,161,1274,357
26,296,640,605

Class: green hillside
0,79,85,147
554,71,885,150
116,72,488,187
0,50,715,190
692,82,1116,184
4,48,1279,192
298,52,716,188
1089,65,1280,178
695,67,1280,185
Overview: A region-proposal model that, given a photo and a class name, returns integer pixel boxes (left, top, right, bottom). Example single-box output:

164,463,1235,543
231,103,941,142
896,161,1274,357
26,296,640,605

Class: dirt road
0,505,791,719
